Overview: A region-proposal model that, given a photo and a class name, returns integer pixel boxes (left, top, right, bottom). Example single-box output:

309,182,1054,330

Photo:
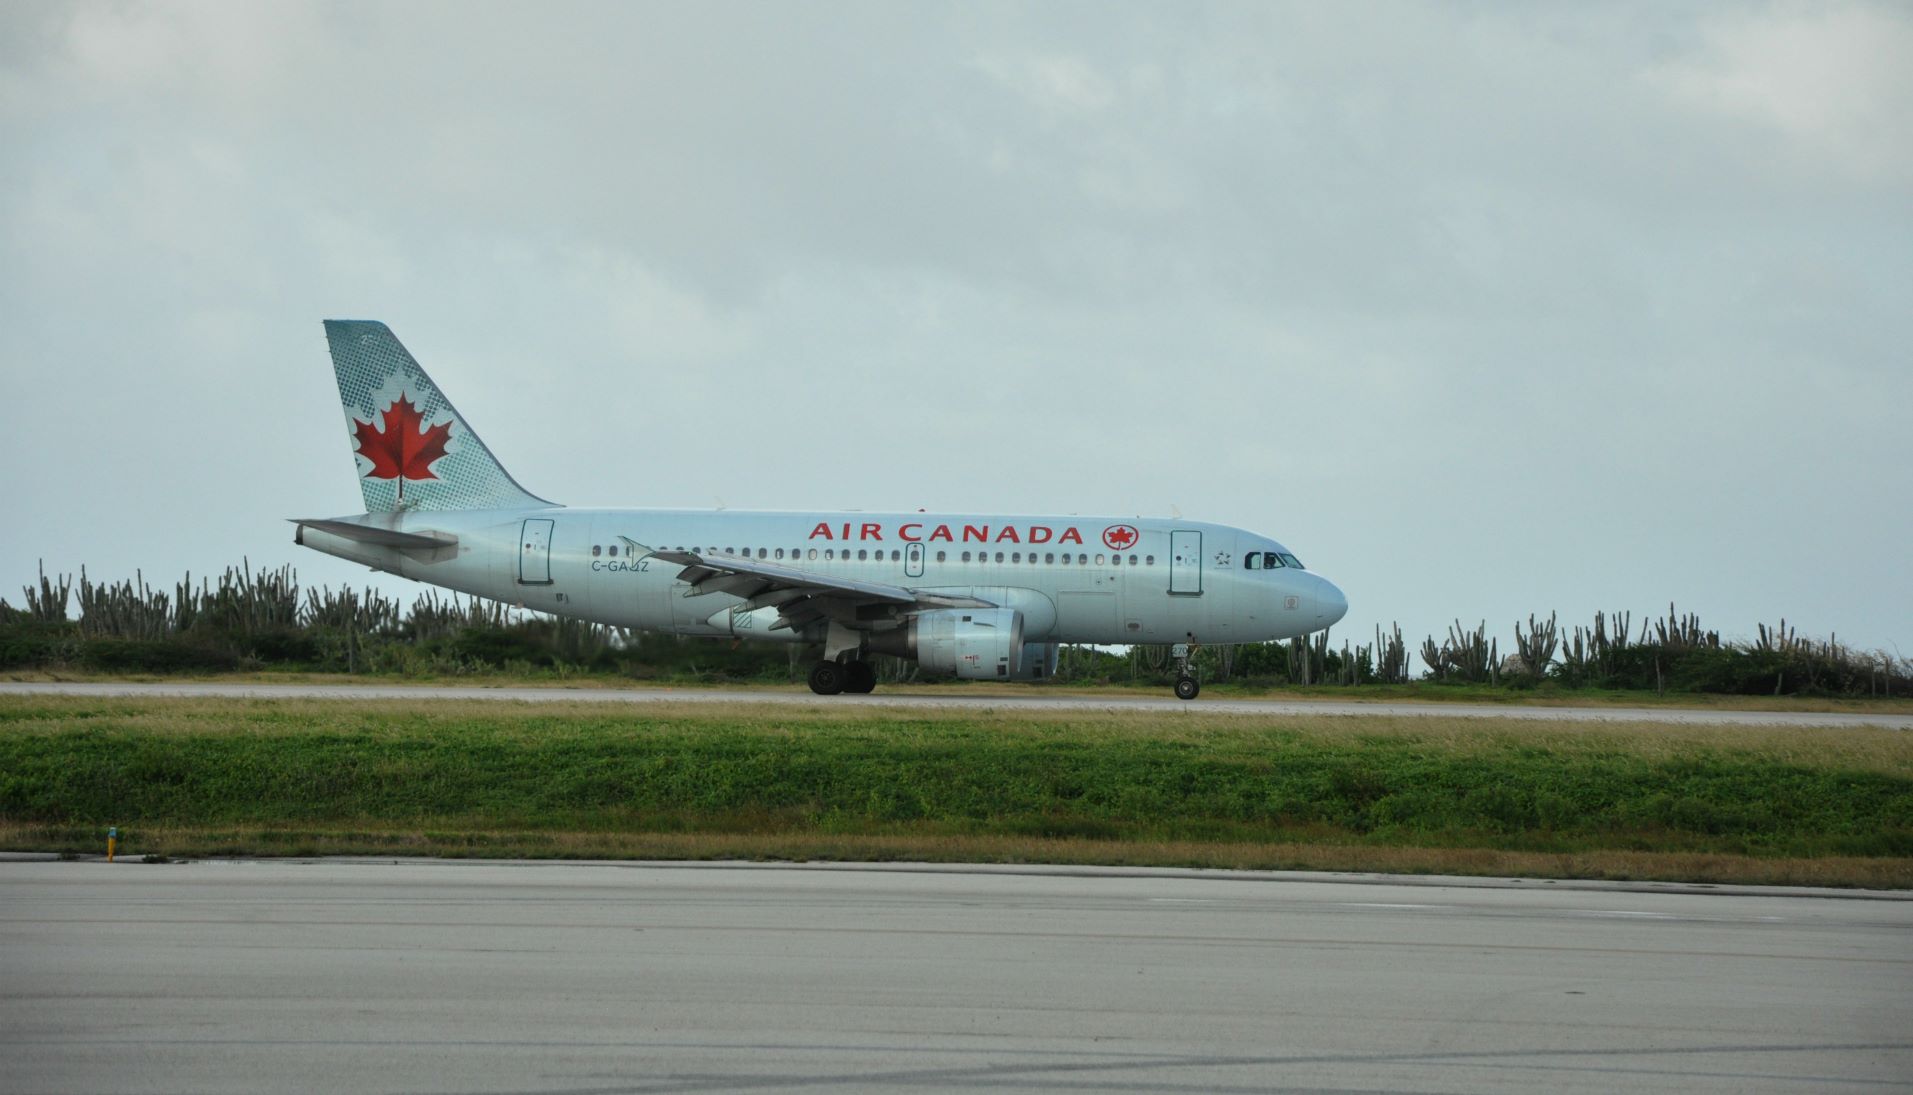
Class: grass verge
2,696,1908,887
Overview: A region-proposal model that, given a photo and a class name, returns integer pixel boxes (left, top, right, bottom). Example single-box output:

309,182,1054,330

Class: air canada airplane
296,321,1347,698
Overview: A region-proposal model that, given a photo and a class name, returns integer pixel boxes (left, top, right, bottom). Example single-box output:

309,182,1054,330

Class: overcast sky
2,1,1909,659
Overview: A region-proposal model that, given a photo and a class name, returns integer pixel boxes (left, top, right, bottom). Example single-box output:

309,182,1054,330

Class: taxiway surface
2,859,1908,1093
4,680,1909,728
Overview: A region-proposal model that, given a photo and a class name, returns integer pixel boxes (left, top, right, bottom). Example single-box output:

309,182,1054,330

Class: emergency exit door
1169,529,1202,595
905,541,925,578
519,518,554,584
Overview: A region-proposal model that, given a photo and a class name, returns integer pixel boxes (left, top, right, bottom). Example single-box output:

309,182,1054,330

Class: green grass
3,696,1910,886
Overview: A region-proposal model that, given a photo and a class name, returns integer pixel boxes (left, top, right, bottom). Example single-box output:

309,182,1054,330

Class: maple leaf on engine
353,393,451,486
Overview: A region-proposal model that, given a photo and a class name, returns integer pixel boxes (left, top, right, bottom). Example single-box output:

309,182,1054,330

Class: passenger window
825,549,835,560
1095,554,1106,565
608,545,618,557
1145,555,1154,566
1112,554,1122,566
995,552,1005,563
936,551,946,562
892,550,901,561
1012,552,1021,563
1079,554,1088,565
1045,553,1054,564
808,548,818,560
961,551,971,563
775,548,784,560
857,549,868,561
592,545,602,557
1129,554,1137,566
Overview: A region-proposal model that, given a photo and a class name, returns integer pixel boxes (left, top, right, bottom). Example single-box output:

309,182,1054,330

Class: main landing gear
808,659,876,696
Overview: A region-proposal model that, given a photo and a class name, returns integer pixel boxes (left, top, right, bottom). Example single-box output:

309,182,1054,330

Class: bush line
5,562,1908,697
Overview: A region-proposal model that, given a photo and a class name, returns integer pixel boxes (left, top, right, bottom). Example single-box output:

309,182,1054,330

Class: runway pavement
2,859,1909,1093
5,680,1910,728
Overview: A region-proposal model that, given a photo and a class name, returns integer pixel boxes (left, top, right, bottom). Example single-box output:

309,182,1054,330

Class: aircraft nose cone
1316,576,1348,627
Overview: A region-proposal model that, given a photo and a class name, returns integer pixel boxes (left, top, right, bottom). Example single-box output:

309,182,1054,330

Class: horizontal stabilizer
291,518,458,552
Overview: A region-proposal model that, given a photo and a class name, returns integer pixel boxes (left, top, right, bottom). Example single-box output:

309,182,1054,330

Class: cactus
1374,623,1410,684
404,589,515,640
23,561,71,624
303,585,402,636
75,567,174,640
195,559,299,637
1419,634,1446,680
1756,618,1803,656
1416,622,1495,683
1653,603,1719,651
1442,620,1495,683
1512,612,1558,678
1336,638,1372,685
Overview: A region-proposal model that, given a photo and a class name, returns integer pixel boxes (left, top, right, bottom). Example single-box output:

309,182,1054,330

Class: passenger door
1169,529,1202,595
519,518,554,585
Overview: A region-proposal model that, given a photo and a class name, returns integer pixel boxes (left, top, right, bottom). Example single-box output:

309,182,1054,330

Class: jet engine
867,607,1024,679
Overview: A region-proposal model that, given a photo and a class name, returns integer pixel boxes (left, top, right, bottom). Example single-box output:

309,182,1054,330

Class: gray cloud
3,0,1908,654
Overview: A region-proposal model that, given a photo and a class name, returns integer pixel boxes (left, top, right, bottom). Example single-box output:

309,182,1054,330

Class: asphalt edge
8,853,1908,901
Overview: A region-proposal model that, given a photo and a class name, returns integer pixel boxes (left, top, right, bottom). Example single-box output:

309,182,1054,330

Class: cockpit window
1264,552,1283,569
1280,553,1303,570
1245,553,1262,570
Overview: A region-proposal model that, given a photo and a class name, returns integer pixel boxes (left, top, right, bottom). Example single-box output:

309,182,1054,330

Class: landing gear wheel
1174,676,1200,701
808,661,846,696
842,660,877,694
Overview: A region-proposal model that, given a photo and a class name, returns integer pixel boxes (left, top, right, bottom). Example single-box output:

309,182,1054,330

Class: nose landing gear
1172,637,1200,701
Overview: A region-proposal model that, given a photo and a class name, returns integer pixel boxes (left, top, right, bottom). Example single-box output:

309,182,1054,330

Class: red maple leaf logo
352,393,451,500
1103,524,1138,551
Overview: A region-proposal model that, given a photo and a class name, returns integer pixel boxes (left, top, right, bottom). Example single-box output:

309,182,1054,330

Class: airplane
295,320,1348,699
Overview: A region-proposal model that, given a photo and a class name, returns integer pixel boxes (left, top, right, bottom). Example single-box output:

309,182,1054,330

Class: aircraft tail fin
322,320,555,513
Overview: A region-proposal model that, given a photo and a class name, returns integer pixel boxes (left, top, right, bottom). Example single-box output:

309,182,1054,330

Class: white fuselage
298,507,1348,647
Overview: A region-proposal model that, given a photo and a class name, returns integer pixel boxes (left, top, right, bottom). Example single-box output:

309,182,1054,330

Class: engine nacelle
881,607,1024,680
1010,642,1059,681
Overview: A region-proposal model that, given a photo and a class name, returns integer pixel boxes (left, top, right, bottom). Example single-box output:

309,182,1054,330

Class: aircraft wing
634,541,987,632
